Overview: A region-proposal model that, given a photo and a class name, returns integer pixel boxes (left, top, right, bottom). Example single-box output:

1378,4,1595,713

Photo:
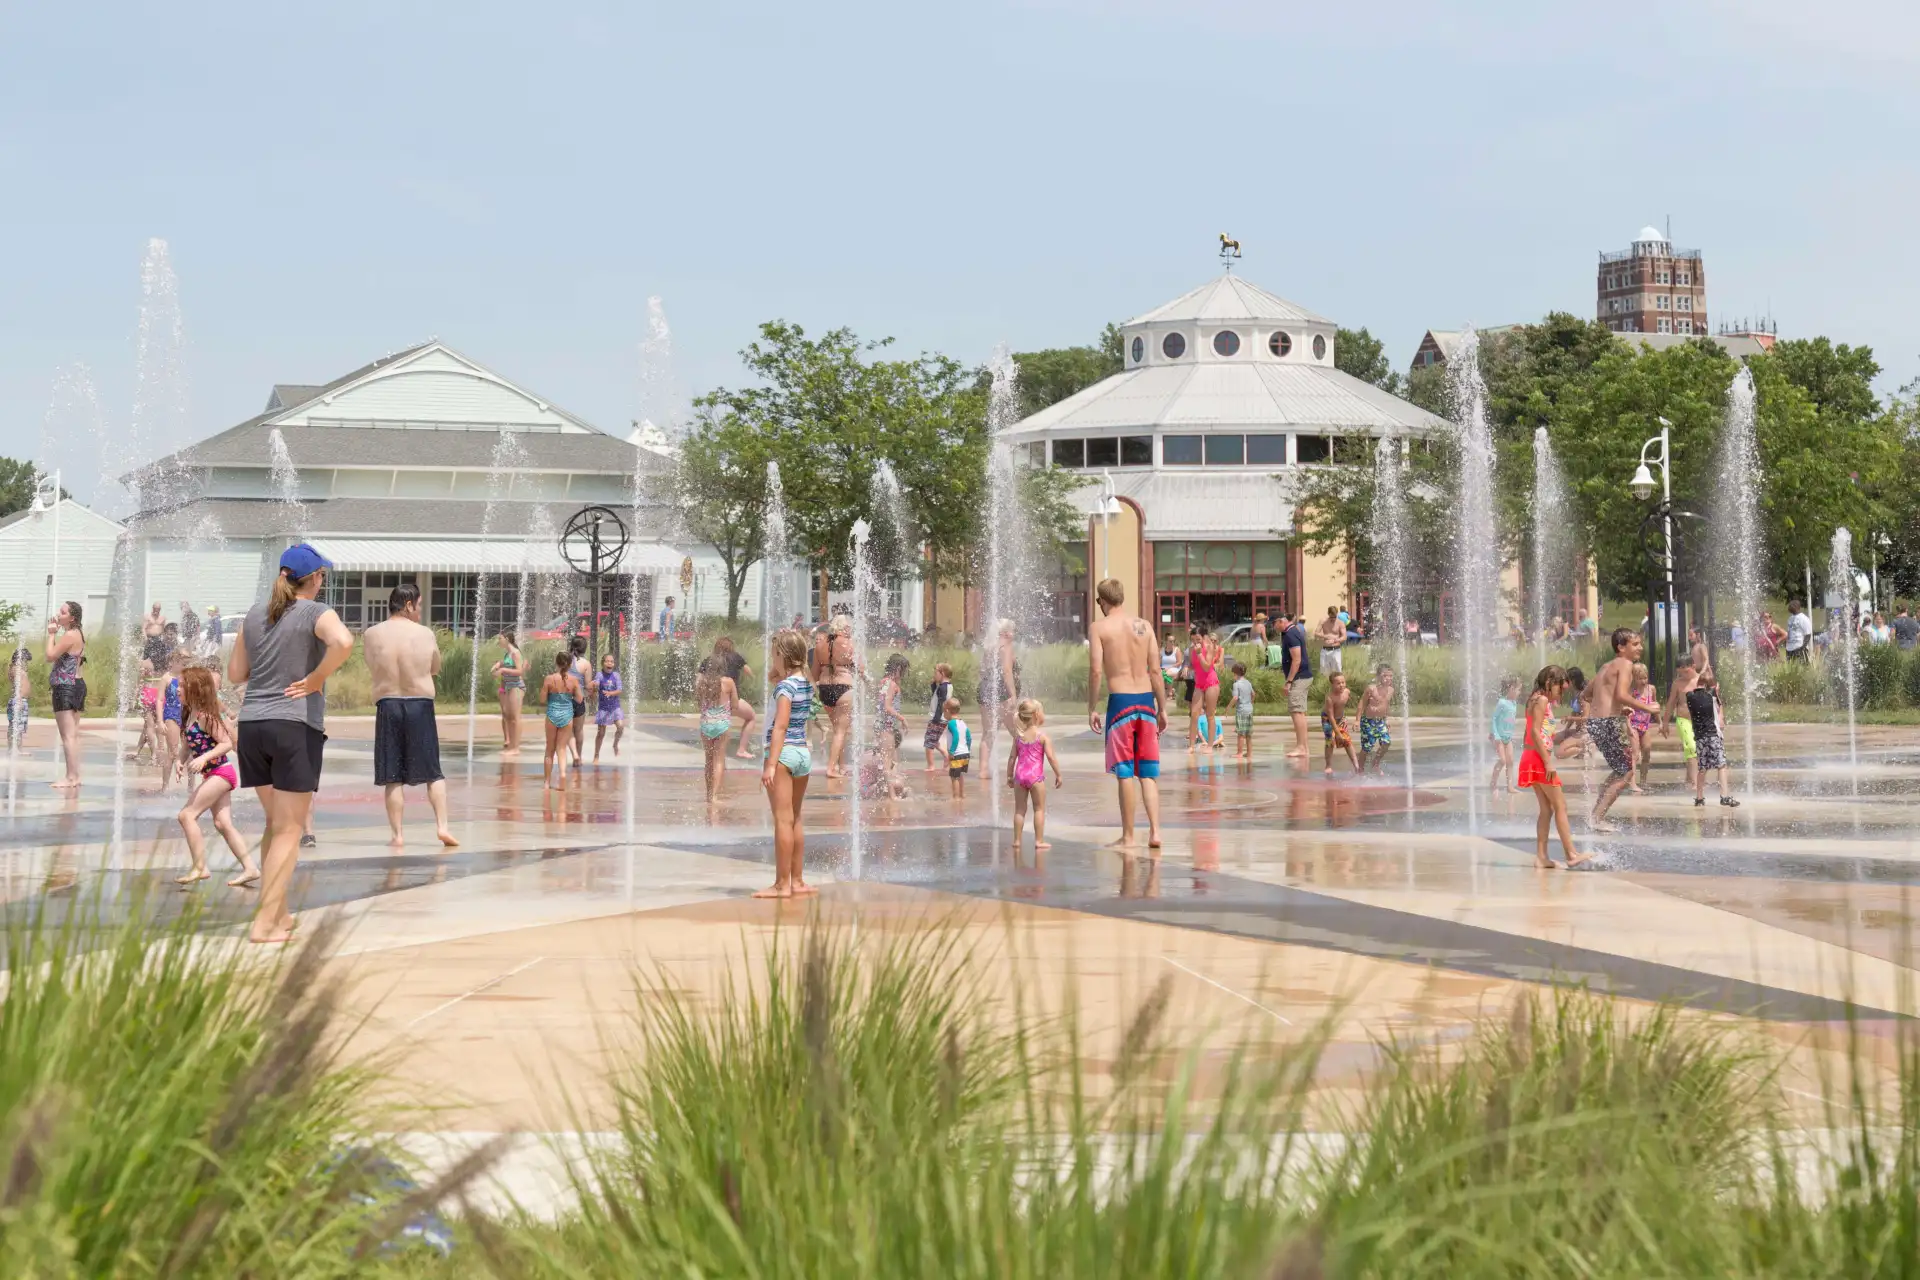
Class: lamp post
29,469,60,631
1097,471,1123,582
1874,532,1892,614
1629,417,1682,685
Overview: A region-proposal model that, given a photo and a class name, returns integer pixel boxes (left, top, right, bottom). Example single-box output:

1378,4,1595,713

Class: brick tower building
1596,225,1706,336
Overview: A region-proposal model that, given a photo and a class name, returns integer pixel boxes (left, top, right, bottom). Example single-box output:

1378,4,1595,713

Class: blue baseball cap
279,542,333,579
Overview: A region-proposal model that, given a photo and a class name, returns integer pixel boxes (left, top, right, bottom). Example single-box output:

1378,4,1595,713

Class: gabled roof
1008,362,1448,436
267,384,325,412
1124,275,1333,328
1419,326,1525,364
0,497,126,538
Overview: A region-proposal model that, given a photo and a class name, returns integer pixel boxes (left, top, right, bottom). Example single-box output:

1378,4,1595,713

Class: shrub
1857,642,1908,711
1763,654,1823,705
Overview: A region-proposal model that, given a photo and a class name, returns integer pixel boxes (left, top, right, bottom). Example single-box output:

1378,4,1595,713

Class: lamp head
1629,463,1657,502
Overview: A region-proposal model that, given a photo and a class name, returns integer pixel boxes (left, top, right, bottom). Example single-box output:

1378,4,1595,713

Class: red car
526,609,633,642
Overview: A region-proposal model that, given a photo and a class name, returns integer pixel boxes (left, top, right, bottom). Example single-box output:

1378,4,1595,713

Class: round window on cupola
1312,333,1328,361
1212,330,1241,357
1162,332,1187,359
1268,331,1292,358
1130,335,1144,364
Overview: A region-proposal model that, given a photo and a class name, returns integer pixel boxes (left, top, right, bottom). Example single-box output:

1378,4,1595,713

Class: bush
1763,653,1823,706
1858,642,1908,711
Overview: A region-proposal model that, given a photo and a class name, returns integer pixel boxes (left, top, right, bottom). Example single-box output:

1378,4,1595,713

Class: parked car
526,609,633,642
1215,622,1257,645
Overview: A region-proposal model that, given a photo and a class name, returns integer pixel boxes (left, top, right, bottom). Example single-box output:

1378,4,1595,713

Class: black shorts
374,697,444,787
237,720,327,793
51,680,86,714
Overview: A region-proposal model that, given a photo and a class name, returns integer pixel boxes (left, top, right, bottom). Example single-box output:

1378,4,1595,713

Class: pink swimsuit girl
1012,736,1047,789
1191,644,1219,692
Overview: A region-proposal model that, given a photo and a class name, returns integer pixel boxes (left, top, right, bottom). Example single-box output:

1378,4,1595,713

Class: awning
305,537,683,575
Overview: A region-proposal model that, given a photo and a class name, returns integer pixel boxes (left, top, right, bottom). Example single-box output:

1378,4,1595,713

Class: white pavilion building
1003,273,1449,634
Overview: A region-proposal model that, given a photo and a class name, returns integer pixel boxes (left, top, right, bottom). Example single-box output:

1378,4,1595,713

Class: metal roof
305,537,684,575
164,423,662,472
125,497,663,541
1007,362,1449,436
1123,275,1333,328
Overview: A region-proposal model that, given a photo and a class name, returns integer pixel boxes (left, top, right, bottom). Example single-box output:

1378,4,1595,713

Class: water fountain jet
1445,329,1499,831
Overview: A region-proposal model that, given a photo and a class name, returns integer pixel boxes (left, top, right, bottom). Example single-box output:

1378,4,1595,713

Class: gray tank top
238,597,331,729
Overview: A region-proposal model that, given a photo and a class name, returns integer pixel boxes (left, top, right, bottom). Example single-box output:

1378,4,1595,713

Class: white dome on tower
1637,224,1668,243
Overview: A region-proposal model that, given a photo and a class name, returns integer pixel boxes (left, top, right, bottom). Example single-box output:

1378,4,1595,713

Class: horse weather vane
1219,232,1242,272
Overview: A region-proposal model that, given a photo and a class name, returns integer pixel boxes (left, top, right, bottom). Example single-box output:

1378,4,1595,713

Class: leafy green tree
1763,337,1881,424
1334,327,1401,395
666,410,773,622
1010,325,1123,419
0,457,43,519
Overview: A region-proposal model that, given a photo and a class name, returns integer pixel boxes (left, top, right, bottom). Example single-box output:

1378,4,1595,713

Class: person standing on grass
1784,599,1813,662
1687,670,1739,808
230,543,354,946
758,628,815,899
1892,604,1919,651
45,601,86,789
172,665,258,888
1279,610,1313,761
1006,697,1063,855
362,582,457,850
1518,665,1588,869
1087,576,1165,850
1585,628,1661,833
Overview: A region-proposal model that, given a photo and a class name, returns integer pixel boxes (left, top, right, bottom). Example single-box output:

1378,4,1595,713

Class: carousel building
1003,273,1449,634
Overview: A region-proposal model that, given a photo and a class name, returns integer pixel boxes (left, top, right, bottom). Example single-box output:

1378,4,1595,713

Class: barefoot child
162,651,187,775
540,652,581,790
1231,662,1254,759
875,654,907,770
695,656,737,803
592,652,624,761
173,666,260,887
758,629,815,898
1664,657,1700,794
1626,662,1655,792
1321,672,1359,775
1489,675,1520,791
1358,665,1394,774
941,697,971,799
1006,697,1063,854
1518,665,1588,868
1687,670,1740,808
922,662,953,771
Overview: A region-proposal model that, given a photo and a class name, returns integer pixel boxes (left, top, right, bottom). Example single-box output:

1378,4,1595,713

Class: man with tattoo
1087,577,1166,850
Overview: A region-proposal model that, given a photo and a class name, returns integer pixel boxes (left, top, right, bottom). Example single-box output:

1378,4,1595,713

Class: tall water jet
636,296,685,443
848,517,875,879
761,461,790,723
981,345,1025,818
1370,431,1416,791
267,428,310,541
1531,426,1569,669
1715,368,1764,798
623,439,651,851
1830,527,1860,797
467,428,530,777
1445,328,1498,830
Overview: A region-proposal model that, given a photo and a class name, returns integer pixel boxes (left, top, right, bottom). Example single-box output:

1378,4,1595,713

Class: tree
666,409,773,622
1334,327,1401,395
1010,324,1123,418
1763,337,1881,424
0,457,42,519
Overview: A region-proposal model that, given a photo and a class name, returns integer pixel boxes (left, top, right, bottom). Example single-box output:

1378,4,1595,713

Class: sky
2,0,1917,502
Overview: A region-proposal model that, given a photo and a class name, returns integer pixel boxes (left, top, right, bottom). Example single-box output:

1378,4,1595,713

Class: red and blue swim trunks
1104,692,1161,780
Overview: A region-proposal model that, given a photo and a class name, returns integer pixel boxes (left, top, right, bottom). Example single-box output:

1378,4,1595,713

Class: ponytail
268,569,321,624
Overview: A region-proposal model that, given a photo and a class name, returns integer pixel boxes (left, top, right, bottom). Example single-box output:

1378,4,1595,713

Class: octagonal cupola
1118,274,1337,371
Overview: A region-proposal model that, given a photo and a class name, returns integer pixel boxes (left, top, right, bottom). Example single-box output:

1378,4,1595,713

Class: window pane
1162,435,1202,465
1204,435,1244,465
1245,435,1286,464
1120,436,1152,466
1051,438,1085,468
1295,435,1331,464
1086,437,1118,467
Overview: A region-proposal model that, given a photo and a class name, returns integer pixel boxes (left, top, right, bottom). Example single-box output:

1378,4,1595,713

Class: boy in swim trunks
1586,628,1661,833
1231,662,1254,759
1357,666,1394,775
1321,671,1359,775
1087,577,1167,849
1664,656,1699,793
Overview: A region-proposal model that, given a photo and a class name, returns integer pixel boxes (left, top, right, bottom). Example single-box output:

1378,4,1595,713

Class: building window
1677,320,1693,335
1312,334,1327,361
430,574,520,636
1246,435,1286,465
1130,336,1144,364
1086,437,1119,467
1161,332,1187,359
1677,270,1691,285
322,571,408,631
1268,331,1292,357
1203,435,1244,466
1120,436,1152,466
1027,441,1046,465
1677,296,1691,312
1152,540,1288,599
1295,435,1331,463
1656,270,1670,285
1051,439,1085,468
1162,435,1203,465
1655,295,1670,310
1211,330,1241,357
1656,318,1672,334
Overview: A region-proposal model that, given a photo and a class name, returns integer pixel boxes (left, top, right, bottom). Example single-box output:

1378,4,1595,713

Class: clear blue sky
3,0,1915,501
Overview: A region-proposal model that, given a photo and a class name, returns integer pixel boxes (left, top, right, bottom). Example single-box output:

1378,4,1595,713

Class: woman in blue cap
227,543,354,945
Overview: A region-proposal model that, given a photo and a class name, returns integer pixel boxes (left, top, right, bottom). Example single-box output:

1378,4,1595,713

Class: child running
1490,674,1521,791
1686,671,1739,808
1321,671,1359,775
162,651,187,775
922,662,953,772
592,652,624,761
695,656,737,803
1626,661,1655,793
941,697,971,799
1230,662,1254,759
172,666,259,887
1005,697,1063,854
1358,665,1394,774
1664,657,1700,795
1518,665,1588,869
875,654,907,769
540,651,582,790
758,628,815,899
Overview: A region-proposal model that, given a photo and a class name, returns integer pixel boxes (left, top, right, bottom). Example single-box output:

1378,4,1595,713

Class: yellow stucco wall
1299,544,1350,620
1087,504,1142,614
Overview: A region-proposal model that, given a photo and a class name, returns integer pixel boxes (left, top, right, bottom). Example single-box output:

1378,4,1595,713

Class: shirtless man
1585,627,1661,832
1316,606,1347,675
1087,577,1166,849
362,583,457,849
